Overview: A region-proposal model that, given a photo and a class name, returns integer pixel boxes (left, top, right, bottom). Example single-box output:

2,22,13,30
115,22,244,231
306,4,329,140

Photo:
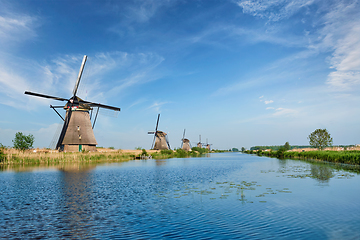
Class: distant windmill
197,135,203,148
180,129,191,151
148,114,171,150
204,138,213,151
25,55,120,152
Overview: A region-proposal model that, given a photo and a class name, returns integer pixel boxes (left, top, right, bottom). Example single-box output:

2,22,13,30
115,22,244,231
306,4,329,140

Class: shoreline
0,148,212,166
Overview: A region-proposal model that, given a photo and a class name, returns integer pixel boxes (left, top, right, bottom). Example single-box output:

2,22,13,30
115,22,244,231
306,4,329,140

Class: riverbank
0,148,211,165
244,149,360,165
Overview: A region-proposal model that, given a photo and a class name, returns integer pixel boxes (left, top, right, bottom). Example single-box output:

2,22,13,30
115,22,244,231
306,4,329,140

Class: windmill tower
180,129,191,151
25,55,120,152
148,114,171,150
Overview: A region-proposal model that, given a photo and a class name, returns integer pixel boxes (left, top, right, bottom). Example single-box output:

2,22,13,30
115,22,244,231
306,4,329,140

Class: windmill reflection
59,164,95,238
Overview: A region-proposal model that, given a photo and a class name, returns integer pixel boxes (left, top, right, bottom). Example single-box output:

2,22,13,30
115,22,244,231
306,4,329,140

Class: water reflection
310,164,333,183
59,166,94,238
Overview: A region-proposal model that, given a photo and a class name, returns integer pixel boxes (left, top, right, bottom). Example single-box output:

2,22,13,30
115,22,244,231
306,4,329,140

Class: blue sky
0,0,359,150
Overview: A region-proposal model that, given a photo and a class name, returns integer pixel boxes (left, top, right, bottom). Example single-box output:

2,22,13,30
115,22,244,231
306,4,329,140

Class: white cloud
264,100,274,104
236,0,315,22
321,3,360,91
147,101,171,113
0,51,164,110
273,107,297,116
0,14,37,46
266,107,274,110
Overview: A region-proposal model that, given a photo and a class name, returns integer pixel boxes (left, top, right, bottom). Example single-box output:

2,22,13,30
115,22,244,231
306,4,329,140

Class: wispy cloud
147,101,171,113
321,2,360,91
264,100,274,104
0,51,164,110
235,0,360,93
0,14,38,46
273,107,298,116
236,0,315,22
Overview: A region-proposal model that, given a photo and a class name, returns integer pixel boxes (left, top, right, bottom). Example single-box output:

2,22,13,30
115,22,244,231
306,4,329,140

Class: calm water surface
1,153,360,239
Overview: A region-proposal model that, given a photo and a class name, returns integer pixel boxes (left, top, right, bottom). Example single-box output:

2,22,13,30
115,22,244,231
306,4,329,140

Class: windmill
204,138,213,151
25,55,120,152
148,114,171,150
180,129,191,151
197,135,203,148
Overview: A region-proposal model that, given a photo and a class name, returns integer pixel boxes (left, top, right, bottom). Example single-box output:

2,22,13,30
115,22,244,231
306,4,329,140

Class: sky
0,0,359,150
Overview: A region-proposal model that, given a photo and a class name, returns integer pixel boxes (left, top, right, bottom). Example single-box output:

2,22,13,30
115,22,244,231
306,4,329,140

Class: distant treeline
250,145,355,151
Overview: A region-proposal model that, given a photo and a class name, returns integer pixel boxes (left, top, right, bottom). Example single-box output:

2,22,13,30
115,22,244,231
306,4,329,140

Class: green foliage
276,147,286,158
244,148,360,165
284,142,290,150
141,149,148,156
308,129,333,150
212,149,228,153
232,148,239,152
12,132,34,151
175,148,188,158
250,145,315,151
0,143,5,162
109,146,115,150
241,147,246,152
191,147,208,154
256,149,263,156
135,146,142,150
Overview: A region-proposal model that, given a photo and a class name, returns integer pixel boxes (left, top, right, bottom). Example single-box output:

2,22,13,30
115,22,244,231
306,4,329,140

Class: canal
0,153,359,239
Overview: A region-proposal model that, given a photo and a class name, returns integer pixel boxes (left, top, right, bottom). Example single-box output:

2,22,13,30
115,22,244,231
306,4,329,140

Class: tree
241,147,246,152
12,132,34,151
308,129,333,150
284,142,290,150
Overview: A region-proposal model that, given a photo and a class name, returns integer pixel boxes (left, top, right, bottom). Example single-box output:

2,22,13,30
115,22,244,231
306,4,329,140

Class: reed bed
0,148,211,166
0,148,135,165
244,149,360,165
283,150,360,165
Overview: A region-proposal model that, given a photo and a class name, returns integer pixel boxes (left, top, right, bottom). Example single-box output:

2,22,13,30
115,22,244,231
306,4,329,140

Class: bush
141,149,148,156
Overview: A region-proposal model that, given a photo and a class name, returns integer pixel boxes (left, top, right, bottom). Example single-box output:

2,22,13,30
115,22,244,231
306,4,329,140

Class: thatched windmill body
148,114,171,150
181,129,191,151
25,55,120,152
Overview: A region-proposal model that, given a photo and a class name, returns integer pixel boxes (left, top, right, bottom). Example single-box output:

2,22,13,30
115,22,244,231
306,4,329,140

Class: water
1,153,360,239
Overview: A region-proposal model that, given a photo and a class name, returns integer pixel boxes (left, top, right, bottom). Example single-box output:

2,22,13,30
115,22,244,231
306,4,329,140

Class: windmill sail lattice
25,55,120,152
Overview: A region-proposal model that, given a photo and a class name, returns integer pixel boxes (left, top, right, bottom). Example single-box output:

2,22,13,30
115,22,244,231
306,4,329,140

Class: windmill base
59,144,97,152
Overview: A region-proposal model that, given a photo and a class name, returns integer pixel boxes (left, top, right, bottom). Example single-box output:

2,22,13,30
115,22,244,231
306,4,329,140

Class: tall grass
0,149,135,165
0,147,211,166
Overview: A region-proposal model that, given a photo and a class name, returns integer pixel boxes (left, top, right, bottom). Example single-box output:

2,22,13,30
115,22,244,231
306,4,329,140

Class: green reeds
245,149,360,165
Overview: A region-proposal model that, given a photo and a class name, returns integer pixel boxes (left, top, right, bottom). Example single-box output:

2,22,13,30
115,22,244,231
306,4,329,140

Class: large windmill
25,55,120,152
180,129,191,151
148,114,171,150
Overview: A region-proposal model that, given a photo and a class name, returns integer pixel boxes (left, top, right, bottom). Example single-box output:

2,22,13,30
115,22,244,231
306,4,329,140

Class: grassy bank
244,149,360,165
149,148,210,159
0,149,135,165
0,147,212,166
